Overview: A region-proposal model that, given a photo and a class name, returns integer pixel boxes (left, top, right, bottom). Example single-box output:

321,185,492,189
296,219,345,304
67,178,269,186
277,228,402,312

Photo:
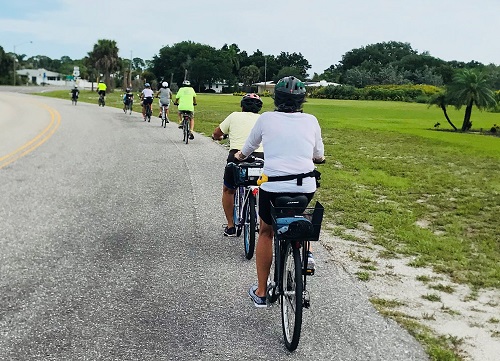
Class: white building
16,68,66,86
203,81,230,93
253,81,275,94
305,80,340,87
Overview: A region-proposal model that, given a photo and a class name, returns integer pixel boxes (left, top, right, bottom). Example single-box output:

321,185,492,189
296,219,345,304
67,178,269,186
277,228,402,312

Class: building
16,68,65,86
253,81,275,94
305,80,340,87
203,81,230,93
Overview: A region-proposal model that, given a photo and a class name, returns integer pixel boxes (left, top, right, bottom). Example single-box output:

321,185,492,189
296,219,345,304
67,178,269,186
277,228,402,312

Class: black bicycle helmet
241,93,263,113
273,76,306,112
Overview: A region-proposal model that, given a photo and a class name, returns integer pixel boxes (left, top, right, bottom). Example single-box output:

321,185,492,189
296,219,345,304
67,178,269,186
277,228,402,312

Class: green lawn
39,90,500,289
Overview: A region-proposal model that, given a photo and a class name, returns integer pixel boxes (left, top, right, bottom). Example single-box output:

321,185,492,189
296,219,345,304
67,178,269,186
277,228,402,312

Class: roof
252,81,275,86
305,80,340,87
16,68,61,77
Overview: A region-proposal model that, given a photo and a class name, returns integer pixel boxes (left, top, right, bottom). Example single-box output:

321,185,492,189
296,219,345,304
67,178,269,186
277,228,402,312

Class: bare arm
212,126,225,140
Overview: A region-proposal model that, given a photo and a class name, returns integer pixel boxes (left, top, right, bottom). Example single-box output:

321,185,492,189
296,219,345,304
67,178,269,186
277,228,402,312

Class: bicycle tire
281,241,303,351
235,187,243,237
183,117,190,144
243,194,256,260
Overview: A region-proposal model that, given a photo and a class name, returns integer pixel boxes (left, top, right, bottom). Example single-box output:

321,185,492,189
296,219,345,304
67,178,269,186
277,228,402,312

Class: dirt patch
321,226,500,361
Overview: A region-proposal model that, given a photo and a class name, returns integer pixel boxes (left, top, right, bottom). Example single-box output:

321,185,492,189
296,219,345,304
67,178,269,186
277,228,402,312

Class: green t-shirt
175,87,196,111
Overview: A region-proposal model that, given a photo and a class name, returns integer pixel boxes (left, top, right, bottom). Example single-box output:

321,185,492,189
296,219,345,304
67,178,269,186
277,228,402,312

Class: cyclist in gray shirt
156,81,173,120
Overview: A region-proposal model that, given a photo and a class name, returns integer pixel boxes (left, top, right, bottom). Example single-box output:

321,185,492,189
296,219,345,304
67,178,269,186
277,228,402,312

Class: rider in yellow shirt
97,80,107,98
174,80,197,140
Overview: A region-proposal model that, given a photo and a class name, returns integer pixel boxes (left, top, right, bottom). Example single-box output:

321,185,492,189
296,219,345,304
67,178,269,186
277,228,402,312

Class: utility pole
129,50,132,89
13,41,32,86
264,56,267,92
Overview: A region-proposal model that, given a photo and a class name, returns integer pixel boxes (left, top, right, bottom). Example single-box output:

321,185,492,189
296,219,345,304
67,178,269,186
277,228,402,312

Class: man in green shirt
174,80,197,140
97,80,107,96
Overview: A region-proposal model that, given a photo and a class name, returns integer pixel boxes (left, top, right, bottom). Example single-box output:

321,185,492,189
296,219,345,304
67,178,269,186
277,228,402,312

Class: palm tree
447,69,497,131
427,91,457,130
87,39,120,90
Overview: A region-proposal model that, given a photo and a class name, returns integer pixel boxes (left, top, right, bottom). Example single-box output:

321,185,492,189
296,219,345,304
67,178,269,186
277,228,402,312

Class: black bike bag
267,170,319,186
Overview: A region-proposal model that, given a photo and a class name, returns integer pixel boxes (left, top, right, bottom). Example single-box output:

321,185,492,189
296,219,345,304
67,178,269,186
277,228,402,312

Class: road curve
0,90,428,360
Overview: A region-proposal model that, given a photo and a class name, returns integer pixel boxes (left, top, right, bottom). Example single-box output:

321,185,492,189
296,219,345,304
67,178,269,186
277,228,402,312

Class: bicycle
179,110,193,144
98,93,105,107
266,196,324,351
143,102,152,122
124,99,133,115
160,104,169,127
230,157,264,259
71,94,78,105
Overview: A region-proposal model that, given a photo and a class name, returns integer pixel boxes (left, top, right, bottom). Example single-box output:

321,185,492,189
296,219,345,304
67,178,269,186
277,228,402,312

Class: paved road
0,90,428,360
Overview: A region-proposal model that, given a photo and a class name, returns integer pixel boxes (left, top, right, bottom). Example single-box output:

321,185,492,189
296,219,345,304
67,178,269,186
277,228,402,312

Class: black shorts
98,90,106,96
223,149,264,189
143,97,153,105
258,189,314,226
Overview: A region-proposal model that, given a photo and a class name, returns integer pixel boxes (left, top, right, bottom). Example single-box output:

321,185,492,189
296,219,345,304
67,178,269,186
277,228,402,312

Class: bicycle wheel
243,194,256,260
234,187,243,237
281,241,303,351
184,118,190,144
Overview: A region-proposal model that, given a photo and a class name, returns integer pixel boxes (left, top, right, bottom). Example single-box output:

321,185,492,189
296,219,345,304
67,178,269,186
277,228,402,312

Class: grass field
40,90,500,289
38,89,500,359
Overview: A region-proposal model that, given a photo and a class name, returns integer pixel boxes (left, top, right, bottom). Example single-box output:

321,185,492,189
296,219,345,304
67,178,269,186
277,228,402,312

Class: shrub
308,83,442,103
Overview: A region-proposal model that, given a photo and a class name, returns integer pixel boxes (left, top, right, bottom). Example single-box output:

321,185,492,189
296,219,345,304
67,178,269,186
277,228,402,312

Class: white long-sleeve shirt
241,111,324,193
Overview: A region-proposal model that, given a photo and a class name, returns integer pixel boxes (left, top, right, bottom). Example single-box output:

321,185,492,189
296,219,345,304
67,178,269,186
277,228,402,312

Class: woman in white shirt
235,76,325,307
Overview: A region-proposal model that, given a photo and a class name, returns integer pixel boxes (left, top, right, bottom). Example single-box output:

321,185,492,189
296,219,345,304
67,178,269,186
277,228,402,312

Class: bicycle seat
274,195,309,216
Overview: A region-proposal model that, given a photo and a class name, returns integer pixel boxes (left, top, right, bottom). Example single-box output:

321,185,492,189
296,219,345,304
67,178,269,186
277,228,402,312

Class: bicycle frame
234,185,257,226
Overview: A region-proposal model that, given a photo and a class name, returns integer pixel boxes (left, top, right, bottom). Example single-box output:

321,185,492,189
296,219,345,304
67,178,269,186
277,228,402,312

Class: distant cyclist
174,80,197,140
97,80,107,99
156,81,172,121
234,76,325,307
123,87,134,112
212,93,264,236
71,85,79,101
140,83,154,121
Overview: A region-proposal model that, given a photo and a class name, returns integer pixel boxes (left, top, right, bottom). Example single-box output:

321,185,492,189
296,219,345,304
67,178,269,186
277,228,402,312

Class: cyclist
123,87,134,112
212,93,264,237
234,76,325,307
97,80,107,100
156,81,172,121
140,83,154,121
174,80,197,140
71,85,79,101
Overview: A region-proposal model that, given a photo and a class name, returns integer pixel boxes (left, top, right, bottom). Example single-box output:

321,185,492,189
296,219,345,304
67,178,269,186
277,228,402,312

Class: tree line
2,39,499,132
2,39,499,91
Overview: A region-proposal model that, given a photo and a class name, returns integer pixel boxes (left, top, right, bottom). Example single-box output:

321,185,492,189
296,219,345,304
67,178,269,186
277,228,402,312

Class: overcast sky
1,0,499,77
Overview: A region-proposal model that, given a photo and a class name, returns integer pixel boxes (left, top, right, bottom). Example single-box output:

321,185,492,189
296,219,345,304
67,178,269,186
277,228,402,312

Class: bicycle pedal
305,269,315,276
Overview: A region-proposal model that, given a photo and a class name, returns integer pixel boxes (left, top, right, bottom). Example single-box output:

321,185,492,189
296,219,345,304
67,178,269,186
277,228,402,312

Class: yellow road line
0,104,61,169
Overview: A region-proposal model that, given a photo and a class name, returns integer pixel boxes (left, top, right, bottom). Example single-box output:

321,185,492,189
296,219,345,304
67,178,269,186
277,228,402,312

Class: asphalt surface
0,88,429,360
